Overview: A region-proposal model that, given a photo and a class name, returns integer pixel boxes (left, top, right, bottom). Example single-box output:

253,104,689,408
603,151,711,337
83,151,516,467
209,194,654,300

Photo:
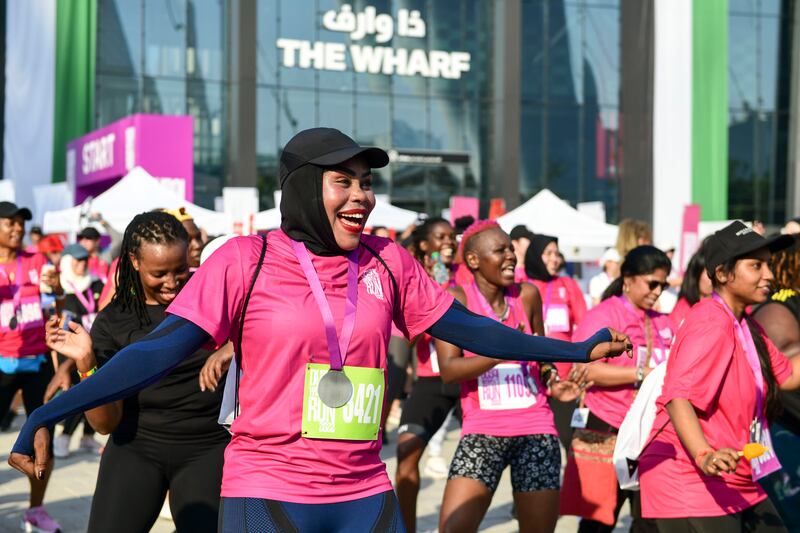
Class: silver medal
318,370,353,408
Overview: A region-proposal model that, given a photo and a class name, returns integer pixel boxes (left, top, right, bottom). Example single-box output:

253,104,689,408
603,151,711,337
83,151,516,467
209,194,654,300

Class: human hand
697,448,740,476
39,266,59,291
45,316,93,363
8,426,51,481
199,344,234,392
588,328,633,361
550,364,593,402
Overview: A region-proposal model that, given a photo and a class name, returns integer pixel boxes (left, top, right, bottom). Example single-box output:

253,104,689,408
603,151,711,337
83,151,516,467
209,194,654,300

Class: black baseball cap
704,220,794,278
509,225,534,241
0,202,32,221
279,128,390,187
77,227,101,240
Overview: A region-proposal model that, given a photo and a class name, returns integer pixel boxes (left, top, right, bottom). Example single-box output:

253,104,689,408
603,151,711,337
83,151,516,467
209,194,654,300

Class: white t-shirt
589,271,611,303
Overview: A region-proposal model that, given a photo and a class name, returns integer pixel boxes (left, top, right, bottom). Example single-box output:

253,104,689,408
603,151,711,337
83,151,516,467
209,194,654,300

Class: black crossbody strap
234,234,267,418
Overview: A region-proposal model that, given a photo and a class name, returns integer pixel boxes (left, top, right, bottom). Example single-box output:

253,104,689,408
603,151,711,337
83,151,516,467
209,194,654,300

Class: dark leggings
654,499,787,533
578,487,657,533
88,436,227,533
0,364,53,419
218,491,406,533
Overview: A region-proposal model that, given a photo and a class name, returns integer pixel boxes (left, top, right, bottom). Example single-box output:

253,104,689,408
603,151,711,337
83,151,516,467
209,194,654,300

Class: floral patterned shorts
447,433,561,493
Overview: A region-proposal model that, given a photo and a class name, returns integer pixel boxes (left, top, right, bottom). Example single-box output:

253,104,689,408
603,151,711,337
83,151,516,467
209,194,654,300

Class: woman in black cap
638,221,800,532
9,128,631,532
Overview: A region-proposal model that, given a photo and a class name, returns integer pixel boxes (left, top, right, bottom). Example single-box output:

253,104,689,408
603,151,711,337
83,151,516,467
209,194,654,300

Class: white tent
42,167,233,235
252,207,281,230
497,189,618,261
252,199,419,231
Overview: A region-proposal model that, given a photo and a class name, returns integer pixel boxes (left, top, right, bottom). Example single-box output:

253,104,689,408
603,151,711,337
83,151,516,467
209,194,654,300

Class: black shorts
448,433,561,493
397,376,460,443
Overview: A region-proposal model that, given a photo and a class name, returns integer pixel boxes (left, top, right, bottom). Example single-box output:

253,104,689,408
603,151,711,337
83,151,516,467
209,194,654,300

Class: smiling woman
10,129,634,533
638,221,800,532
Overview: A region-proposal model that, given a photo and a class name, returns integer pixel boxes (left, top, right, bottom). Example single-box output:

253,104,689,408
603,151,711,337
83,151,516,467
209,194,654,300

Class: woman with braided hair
42,211,228,532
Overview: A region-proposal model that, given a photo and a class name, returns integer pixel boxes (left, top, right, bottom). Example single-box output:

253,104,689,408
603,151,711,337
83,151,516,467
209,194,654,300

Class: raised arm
427,300,631,363
9,314,210,478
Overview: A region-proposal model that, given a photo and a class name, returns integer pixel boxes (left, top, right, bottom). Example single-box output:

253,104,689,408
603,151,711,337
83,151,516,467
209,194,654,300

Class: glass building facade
96,0,622,217
93,0,796,225
727,0,792,225
96,0,229,208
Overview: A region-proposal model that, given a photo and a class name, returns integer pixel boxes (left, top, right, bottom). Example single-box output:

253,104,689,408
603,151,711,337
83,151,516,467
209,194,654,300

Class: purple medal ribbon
291,240,359,372
67,282,96,315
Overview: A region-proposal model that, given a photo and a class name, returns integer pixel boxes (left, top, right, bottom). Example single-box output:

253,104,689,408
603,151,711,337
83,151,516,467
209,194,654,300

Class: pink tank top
460,283,558,437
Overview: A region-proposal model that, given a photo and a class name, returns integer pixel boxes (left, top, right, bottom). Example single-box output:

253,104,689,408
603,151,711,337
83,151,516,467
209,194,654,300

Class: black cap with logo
279,128,389,187
0,202,32,221
704,220,794,278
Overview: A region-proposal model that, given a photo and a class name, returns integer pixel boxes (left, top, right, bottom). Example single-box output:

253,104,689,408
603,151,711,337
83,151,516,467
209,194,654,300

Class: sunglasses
646,280,670,292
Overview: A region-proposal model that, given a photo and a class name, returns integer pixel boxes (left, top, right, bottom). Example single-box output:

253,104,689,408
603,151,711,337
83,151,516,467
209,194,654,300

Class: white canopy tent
42,167,234,236
497,189,618,261
252,198,420,231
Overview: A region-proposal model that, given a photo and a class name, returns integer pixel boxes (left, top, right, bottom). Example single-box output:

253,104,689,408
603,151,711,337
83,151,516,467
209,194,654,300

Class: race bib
429,341,440,375
478,363,537,410
571,407,589,429
302,363,384,441
545,304,570,333
0,296,43,332
750,418,782,481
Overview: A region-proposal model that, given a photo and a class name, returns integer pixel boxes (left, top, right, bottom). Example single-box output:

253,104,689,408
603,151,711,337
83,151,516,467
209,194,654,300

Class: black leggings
0,364,53,419
88,436,227,533
654,499,787,533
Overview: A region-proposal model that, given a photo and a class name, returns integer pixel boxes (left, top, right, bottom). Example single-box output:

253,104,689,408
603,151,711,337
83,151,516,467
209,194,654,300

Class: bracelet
694,448,715,467
78,366,98,381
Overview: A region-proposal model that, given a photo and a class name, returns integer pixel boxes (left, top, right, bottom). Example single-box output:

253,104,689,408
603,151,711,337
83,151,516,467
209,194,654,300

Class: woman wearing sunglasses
561,245,674,533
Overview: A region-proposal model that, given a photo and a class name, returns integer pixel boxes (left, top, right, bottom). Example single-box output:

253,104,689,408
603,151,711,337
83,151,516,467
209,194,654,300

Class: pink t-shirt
459,283,557,438
639,298,793,518
531,277,587,342
574,296,674,429
0,251,48,357
669,296,692,330
167,230,453,503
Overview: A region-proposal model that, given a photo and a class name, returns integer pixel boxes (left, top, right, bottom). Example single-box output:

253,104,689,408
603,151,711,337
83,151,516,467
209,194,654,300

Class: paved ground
0,416,630,532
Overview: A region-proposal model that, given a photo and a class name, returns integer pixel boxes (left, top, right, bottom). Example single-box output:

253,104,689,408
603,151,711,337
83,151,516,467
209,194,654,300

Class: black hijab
280,164,345,256
524,234,558,282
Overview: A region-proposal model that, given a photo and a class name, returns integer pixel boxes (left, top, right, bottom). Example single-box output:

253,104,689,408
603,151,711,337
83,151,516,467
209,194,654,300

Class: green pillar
51,0,96,182
692,0,728,220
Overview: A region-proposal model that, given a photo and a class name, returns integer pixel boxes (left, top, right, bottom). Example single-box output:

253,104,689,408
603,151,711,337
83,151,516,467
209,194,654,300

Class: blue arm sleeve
427,300,612,363
12,315,210,456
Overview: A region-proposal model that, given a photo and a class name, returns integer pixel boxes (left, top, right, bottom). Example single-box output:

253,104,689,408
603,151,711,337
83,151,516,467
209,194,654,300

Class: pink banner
678,204,701,275
66,114,194,203
450,196,479,224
